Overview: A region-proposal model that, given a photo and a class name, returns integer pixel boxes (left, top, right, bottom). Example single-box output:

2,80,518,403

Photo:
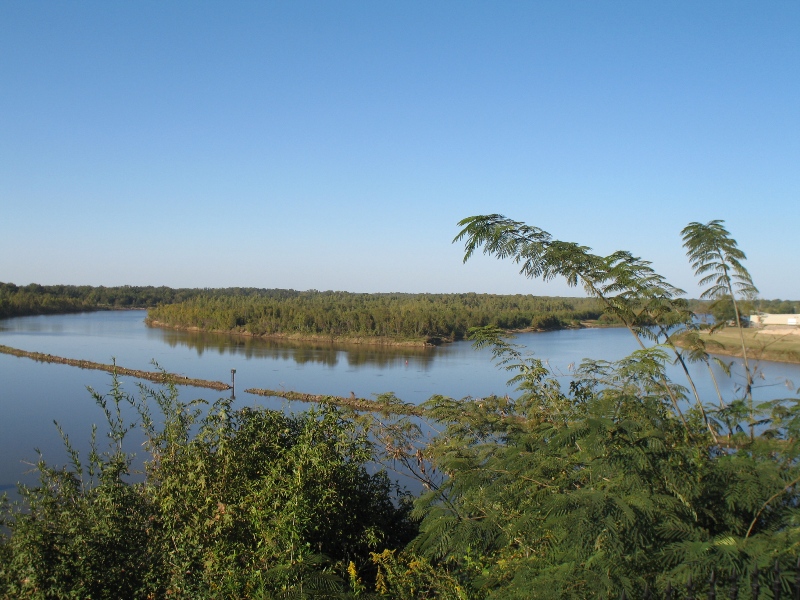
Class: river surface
1,310,798,494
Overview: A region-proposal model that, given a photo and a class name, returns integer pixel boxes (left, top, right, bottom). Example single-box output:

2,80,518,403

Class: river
1,310,798,494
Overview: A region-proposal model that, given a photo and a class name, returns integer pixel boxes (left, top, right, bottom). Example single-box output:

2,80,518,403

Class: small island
144,290,612,346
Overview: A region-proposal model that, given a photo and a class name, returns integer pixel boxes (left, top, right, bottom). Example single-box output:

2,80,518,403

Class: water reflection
3,311,800,497
0,316,65,334
149,325,438,369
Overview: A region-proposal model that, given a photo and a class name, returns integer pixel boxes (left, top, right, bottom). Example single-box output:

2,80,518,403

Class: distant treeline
147,291,611,343
0,283,295,319
4,282,797,340
751,298,800,313
0,282,204,318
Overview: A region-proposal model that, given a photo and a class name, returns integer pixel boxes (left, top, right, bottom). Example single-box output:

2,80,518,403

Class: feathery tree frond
410,319,799,599
682,220,758,435
454,215,693,343
681,220,758,301
454,215,709,434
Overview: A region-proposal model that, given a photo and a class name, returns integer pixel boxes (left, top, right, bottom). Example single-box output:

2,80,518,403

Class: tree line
1,282,608,338
147,292,610,343
3,282,796,343
689,296,800,325
0,283,335,320
0,282,201,318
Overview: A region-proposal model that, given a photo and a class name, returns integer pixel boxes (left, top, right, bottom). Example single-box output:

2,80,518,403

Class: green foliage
397,328,800,598
709,295,737,323
683,220,760,429
371,549,468,599
759,299,799,314
681,220,758,303
147,291,605,343
0,282,205,318
455,214,691,344
0,378,415,599
384,214,800,598
703,295,755,327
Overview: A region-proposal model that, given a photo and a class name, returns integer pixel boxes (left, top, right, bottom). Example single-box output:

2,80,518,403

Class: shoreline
145,318,609,347
674,327,800,365
145,319,440,347
695,346,800,365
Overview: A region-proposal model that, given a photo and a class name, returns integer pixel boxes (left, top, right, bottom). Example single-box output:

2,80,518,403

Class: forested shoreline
1,282,610,337
3,282,796,346
145,291,611,344
0,282,203,318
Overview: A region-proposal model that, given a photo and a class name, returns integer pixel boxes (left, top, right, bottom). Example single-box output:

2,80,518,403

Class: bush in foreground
0,379,415,599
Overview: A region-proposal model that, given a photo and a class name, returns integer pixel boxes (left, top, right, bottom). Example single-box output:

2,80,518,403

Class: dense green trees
396,215,798,597
404,344,798,597
0,282,607,338
0,380,415,598
0,282,203,318
3,282,795,344
147,292,606,343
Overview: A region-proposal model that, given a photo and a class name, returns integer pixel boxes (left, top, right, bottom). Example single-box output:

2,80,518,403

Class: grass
698,327,800,364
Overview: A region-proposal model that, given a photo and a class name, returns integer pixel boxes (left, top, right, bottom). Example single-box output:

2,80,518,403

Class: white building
748,313,799,326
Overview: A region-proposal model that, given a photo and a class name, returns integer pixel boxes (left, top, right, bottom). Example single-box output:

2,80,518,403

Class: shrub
0,377,415,599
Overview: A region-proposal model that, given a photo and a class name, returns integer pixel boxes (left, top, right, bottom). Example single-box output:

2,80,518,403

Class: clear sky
1,2,798,299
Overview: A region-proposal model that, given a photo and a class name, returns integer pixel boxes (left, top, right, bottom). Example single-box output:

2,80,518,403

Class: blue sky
2,2,798,298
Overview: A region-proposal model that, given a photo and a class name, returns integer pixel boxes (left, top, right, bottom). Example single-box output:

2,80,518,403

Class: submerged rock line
0,344,231,391
245,387,424,416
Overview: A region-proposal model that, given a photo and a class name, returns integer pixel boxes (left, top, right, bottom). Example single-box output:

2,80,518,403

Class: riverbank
678,326,800,364
146,319,440,346
146,318,610,347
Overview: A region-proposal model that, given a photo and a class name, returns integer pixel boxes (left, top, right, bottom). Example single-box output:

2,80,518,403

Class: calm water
1,311,798,493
